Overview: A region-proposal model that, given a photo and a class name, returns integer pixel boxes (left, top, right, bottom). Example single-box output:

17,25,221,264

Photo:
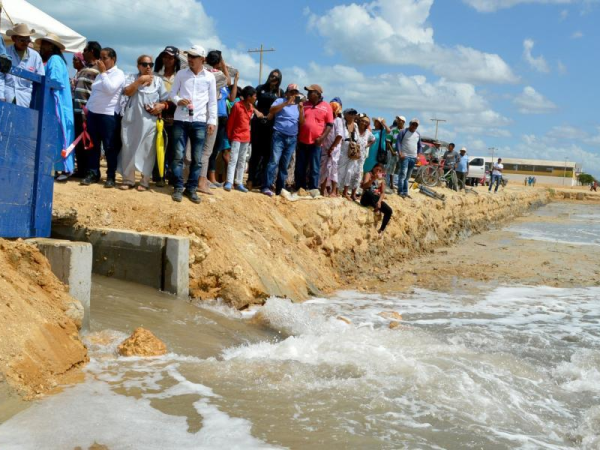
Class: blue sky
27,0,600,176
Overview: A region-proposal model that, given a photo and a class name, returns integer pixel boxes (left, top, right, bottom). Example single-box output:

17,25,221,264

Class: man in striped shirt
72,41,101,178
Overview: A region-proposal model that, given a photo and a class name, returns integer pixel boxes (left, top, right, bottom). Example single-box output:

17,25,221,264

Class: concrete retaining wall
29,238,92,331
52,226,189,298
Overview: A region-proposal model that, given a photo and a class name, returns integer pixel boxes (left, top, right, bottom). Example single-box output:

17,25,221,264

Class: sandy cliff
53,183,548,309
0,240,89,399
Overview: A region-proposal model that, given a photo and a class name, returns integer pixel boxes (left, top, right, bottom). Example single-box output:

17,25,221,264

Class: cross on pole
430,118,447,141
248,44,276,85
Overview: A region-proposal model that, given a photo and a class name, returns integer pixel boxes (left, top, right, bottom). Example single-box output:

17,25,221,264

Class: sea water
0,203,599,449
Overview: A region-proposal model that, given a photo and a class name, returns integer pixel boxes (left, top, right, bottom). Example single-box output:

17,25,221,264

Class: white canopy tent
1,0,86,53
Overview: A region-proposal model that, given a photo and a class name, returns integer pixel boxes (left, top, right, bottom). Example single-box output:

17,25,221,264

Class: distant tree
578,173,595,186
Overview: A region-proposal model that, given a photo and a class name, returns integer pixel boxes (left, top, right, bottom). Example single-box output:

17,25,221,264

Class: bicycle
413,164,439,187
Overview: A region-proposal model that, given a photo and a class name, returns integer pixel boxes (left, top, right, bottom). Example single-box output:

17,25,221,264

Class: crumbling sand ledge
53,183,549,309
0,240,89,400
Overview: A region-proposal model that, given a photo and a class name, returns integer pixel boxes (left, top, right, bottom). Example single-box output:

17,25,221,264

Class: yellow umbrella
156,118,165,178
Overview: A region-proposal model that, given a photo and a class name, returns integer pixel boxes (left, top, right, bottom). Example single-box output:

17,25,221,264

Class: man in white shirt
489,158,503,193
395,118,422,198
169,45,217,204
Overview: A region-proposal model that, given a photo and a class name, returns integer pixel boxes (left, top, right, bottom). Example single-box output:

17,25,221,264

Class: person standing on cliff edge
395,118,422,199
489,158,503,193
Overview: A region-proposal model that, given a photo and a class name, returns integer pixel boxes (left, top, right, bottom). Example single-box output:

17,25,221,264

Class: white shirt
401,130,419,158
492,163,503,176
86,66,126,115
170,68,217,125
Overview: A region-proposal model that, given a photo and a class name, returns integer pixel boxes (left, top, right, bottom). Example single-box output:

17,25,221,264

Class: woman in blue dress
36,33,75,182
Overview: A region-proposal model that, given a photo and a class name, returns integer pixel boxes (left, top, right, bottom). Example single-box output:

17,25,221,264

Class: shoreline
52,182,554,310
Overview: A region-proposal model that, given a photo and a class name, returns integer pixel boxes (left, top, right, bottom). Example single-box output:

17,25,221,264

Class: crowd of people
0,24,482,236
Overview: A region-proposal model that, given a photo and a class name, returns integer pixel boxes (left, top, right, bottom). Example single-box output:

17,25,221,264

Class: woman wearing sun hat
36,32,75,181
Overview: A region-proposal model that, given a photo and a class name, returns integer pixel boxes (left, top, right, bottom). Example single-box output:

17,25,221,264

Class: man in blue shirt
456,147,469,190
262,83,301,196
0,23,45,107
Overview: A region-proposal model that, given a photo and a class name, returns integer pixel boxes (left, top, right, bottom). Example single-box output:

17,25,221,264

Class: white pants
227,141,250,185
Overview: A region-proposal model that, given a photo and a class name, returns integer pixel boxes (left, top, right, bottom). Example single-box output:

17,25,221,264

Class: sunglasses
139,62,154,68
14,37,31,43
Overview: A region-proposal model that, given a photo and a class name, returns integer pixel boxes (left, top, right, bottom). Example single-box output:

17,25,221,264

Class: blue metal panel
0,66,61,238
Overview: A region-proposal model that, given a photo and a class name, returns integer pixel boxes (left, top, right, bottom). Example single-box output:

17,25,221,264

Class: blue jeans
397,156,417,195
87,111,119,179
489,174,502,192
264,130,297,193
295,142,321,190
172,120,206,191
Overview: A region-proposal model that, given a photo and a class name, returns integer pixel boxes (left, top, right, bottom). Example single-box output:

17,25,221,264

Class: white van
467,156,486,183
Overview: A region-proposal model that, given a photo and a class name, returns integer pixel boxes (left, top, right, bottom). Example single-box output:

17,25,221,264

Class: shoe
235,184,248,193
223,182,232,191
184,189,201,204
405,194,413,199
262,188,274,197
155,180,166,188
80,173,100,186
55,173,71,182
209,182,222,189
172,189,183,202
104,178,116,189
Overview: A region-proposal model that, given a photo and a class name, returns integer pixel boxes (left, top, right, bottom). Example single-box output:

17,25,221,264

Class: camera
294,96,301,105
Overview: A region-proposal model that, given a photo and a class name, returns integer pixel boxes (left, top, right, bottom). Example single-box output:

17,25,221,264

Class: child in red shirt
225,86,257,192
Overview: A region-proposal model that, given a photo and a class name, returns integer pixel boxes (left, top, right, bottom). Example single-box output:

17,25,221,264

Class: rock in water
378,311,403,321
117,328,167,357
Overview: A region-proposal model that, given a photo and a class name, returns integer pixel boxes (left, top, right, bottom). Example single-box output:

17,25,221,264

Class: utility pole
248,44,275,86
563,157,568,186
430,118,446,141
488,147,496,173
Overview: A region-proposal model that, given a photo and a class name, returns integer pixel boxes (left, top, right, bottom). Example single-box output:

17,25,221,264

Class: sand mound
117,328,167,357
0,239,88,399
53,183,548,309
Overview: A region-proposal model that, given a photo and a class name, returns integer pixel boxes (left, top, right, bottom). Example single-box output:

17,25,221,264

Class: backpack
376,131,388,165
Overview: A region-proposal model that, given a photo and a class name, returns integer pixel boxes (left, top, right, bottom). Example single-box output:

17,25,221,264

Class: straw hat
6,23,36,37
35,33,65,51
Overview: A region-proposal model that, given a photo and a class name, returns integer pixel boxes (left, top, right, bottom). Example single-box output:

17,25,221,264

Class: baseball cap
460,147,467,152
396,115,406,122
331,97,342,106
343,108,358,115
286,83,299,93
409,118,420,125
304,84,323,94
162,46,179,56
185,45,206,58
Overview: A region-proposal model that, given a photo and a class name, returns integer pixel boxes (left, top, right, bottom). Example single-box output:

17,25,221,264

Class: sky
23,0,600,176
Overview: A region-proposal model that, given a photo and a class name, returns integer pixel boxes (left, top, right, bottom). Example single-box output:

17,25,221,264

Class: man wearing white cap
395,118,422,198
169,44,217,204
385,115,405,191
0,23,44,107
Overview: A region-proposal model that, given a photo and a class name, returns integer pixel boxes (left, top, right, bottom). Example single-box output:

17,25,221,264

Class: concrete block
52,226,190,297
29,238,92,331
165,236,190,298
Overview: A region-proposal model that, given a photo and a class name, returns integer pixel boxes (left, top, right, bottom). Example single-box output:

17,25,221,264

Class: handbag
347,126,361,160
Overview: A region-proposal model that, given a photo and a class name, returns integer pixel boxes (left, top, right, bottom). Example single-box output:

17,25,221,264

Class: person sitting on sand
360,163,393,236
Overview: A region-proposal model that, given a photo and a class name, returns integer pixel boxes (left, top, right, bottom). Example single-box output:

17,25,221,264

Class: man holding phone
262,83,301,196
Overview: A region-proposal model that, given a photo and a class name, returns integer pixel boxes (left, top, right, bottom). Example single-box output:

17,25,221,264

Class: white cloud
557,60,567,74
464,0,574,13
522,39,550,73
307,0,518,84
560,8,570,18
571,31,584,38
27,0,262,81
513,86,557,113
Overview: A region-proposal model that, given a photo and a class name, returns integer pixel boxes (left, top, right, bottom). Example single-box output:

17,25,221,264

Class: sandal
136,185,148,192
119,184,132,190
